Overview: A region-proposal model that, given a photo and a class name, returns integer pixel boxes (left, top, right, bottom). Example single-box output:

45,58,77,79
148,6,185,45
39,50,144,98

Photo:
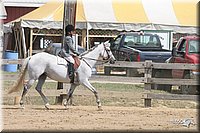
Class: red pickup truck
166,35,199,94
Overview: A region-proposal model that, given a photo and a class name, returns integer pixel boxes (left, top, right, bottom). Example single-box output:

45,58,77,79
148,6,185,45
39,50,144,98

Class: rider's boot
68,62,74,83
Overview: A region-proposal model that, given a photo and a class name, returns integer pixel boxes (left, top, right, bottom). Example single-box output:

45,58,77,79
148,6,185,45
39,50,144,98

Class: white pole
21,28,27,58
86,22,89,50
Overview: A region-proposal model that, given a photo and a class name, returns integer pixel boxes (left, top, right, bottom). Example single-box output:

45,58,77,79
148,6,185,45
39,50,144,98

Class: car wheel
152,69,172,92
104,66,111,75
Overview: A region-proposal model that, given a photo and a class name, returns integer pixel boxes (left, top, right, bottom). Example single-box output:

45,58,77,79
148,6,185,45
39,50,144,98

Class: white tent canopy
6,0,199,34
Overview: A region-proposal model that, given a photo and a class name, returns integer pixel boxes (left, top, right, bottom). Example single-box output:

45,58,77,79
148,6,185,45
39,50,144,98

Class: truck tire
126,68,141,77
152,83,172,92
180,74,197,95
104,66,111,75
152,69,172,92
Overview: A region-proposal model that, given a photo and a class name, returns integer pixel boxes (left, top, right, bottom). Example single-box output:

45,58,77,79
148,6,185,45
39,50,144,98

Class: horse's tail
8,57,31,94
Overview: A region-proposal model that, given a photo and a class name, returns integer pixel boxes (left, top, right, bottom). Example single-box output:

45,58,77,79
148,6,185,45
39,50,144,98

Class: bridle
102,43,111,60
80,43,112,68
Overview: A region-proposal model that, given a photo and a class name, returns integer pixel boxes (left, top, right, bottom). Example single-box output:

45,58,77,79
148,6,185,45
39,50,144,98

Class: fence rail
104,61,199,70
104,60,199,107
104,61,199,86
1,59,24,65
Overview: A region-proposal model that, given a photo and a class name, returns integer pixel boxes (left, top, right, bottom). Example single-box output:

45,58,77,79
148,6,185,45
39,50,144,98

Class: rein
80,56,110,68
80,56,109,62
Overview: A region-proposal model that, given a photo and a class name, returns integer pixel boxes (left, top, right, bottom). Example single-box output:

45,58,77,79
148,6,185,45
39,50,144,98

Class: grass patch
92,83,144,92
3,81,165,92
3,81,57,90
2,81,197,109
1,70,19,75
91,82,168,94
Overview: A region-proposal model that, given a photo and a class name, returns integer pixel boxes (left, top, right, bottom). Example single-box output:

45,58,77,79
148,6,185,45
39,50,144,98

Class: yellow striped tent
9,0,199,33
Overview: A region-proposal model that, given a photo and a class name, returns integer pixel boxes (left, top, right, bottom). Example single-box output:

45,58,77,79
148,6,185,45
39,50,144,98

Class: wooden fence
104,60,199,107
1,59,199,107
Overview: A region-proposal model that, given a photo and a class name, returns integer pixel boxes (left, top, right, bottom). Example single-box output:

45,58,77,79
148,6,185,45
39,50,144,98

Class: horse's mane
80,44,99,56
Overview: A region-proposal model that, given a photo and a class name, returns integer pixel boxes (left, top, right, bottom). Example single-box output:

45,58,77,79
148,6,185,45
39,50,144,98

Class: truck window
188,40,199,54
124,35,136,46
146,35,160,47
124,34,160,47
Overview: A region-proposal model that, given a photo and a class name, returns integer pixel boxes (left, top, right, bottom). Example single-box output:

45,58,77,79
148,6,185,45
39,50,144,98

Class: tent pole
29,28,33,56
57,0,67,92
61,0,67,49
56,0,77,105
81,29,86,48
86,22,89,50
18,30,22,58
21,27,27,58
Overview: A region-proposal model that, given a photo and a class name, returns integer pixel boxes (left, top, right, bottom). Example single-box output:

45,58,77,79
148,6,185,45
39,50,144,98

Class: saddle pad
57,56,68,66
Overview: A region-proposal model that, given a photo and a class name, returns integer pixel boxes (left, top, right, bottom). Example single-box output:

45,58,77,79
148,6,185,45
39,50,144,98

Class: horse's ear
104,41,111,47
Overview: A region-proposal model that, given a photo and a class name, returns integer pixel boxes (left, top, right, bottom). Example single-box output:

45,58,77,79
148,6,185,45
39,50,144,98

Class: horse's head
101,41,116,64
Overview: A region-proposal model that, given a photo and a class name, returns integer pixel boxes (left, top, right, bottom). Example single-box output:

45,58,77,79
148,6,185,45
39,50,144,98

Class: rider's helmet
65,24,75,34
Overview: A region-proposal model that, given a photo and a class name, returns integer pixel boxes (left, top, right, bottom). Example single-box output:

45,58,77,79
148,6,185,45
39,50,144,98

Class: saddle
72,55,80,69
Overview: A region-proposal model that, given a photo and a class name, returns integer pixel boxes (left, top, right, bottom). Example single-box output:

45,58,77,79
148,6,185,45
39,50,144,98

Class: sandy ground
2,105,198,132
2,78,199,132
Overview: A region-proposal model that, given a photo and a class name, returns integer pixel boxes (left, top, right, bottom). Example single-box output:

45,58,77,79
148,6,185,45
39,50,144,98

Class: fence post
143,60,153,107
55,82,73,105
144,60,152,90
55,82,64,105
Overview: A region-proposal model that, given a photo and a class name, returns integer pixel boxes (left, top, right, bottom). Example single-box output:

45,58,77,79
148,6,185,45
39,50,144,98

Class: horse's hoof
20,105,25,109
45,103,50,110
63,102,69,109
97,106,103,111
71,103,76,106
64,105,69,110
63,101,67,107
69,102,76,106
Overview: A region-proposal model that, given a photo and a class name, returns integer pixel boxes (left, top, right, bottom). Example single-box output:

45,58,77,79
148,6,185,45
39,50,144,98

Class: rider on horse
61,24,80,83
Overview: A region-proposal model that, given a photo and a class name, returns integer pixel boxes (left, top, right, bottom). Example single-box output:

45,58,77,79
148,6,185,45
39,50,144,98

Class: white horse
8,41,116,110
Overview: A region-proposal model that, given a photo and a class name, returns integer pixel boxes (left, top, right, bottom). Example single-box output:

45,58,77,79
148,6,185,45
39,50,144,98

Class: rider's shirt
65,36,76,54
61,35,78,57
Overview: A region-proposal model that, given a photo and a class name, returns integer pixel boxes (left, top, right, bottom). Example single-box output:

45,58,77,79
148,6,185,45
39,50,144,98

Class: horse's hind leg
20,79,35,108
81,79,102,110
35,73,49,109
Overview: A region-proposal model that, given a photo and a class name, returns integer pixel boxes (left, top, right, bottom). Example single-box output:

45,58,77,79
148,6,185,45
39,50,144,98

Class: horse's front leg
63,83,78,108
82,79,102,111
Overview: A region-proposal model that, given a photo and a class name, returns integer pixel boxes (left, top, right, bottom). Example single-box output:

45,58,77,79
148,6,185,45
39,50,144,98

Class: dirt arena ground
2,81,199,132
2,105,198,132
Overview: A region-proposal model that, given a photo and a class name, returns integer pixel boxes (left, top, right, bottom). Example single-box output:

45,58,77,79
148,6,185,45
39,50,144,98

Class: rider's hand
75,52,80,56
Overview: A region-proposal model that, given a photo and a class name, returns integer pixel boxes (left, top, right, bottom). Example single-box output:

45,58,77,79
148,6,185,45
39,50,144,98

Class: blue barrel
3,50,18,72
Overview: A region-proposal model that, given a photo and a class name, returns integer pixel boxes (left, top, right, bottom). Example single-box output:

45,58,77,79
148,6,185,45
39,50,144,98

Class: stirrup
70,77,74,83
69,73,74,79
